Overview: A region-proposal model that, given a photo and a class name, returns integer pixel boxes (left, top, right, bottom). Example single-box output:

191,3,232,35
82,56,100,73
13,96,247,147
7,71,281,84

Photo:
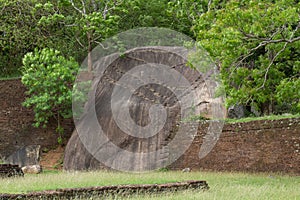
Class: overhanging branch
231,21,300,78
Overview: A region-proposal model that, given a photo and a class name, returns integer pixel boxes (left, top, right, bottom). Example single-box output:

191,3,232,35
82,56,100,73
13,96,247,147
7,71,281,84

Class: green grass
0,75,21,81
187,113,300,124
0,171,299,200
225,113,300,124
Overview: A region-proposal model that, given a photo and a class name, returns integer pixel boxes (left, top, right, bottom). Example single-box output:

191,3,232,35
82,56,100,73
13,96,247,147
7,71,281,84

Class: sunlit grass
184,113,300,124
225,113,300,124
0,75,21,81
0,170,299,200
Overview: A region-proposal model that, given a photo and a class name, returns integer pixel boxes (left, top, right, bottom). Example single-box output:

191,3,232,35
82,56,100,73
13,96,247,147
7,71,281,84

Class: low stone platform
0,164,23,178
0,180,208,199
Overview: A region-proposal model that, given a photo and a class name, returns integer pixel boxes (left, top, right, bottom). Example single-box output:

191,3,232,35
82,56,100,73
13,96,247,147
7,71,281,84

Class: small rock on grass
21,165,42,174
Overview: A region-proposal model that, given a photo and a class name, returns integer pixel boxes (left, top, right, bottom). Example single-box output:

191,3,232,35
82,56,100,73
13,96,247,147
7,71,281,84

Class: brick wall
170,118,300,174
1,78,299,174
0,78,74,159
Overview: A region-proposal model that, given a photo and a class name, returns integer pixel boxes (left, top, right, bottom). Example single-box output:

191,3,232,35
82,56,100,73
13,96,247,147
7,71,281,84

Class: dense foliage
192,0,300,114
0,0,299,131
21,48,79,143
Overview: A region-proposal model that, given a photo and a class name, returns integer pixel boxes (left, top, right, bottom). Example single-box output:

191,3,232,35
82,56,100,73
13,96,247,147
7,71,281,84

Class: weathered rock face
4,145,40,167
64,46,218,171
227,104,245,119
63,130,102,170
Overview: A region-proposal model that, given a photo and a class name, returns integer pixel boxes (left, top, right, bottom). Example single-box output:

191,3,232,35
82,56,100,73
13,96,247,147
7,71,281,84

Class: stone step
0,164,24,178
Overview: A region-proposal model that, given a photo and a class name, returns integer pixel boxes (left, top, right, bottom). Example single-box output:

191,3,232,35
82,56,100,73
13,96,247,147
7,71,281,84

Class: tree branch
69,0,84,15
81,0,86,15
75,37,85,48
257,42,288,90
94,41,109,49
91,0,97,11
207,0,212,12
231,21,300,76
103,2,108,19
240,22,300,45
257,21,299,90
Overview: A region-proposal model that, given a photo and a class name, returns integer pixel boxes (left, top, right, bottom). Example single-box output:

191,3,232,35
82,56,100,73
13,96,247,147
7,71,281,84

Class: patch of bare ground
40,146,64,170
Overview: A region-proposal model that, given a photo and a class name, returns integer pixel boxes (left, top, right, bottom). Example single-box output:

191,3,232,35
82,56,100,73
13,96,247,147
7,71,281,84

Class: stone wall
0,78,74,159
170,118,300,174
0,180,208,199
0,164,23,178
1,79,300,174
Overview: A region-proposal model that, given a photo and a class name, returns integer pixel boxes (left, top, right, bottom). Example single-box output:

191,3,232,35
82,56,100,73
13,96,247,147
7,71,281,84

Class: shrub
21,48,79,143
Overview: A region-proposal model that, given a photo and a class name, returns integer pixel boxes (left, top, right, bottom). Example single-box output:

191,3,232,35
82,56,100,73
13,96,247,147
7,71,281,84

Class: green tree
0,0,39,76
0,0,195,77
0,0,81,76
116,0,195,38
21,48,79,143
167,0,212,37
192,0,300,114
57,0,122,71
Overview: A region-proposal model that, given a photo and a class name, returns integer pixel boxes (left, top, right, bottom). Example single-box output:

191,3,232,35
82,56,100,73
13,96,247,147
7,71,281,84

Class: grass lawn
225,113,300,124
0,170,299,199
0,76,21,81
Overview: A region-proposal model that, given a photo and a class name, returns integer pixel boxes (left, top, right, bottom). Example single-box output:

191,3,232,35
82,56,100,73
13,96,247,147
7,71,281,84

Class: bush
21,48,79,143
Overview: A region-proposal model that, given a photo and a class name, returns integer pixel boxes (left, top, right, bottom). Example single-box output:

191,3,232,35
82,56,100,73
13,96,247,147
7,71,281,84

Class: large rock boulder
4,145,40,167
64,130,102,170
227,104,245,119
64,46,221,171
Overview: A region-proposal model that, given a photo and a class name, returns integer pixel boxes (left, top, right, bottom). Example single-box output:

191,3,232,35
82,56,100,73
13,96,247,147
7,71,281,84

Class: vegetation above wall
1,0,299,126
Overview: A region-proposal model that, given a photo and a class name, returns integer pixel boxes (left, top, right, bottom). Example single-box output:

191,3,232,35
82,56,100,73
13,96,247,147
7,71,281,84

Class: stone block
5,145,40,167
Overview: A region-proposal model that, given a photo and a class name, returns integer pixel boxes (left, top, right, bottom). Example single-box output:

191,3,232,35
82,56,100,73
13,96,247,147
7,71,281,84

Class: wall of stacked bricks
0,79,74,158
170,118,300,174
0,164,23,177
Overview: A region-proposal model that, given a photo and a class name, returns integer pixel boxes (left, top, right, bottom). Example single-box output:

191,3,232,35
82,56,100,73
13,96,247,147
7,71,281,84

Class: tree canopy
1,0,299,126
192,0,300,114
